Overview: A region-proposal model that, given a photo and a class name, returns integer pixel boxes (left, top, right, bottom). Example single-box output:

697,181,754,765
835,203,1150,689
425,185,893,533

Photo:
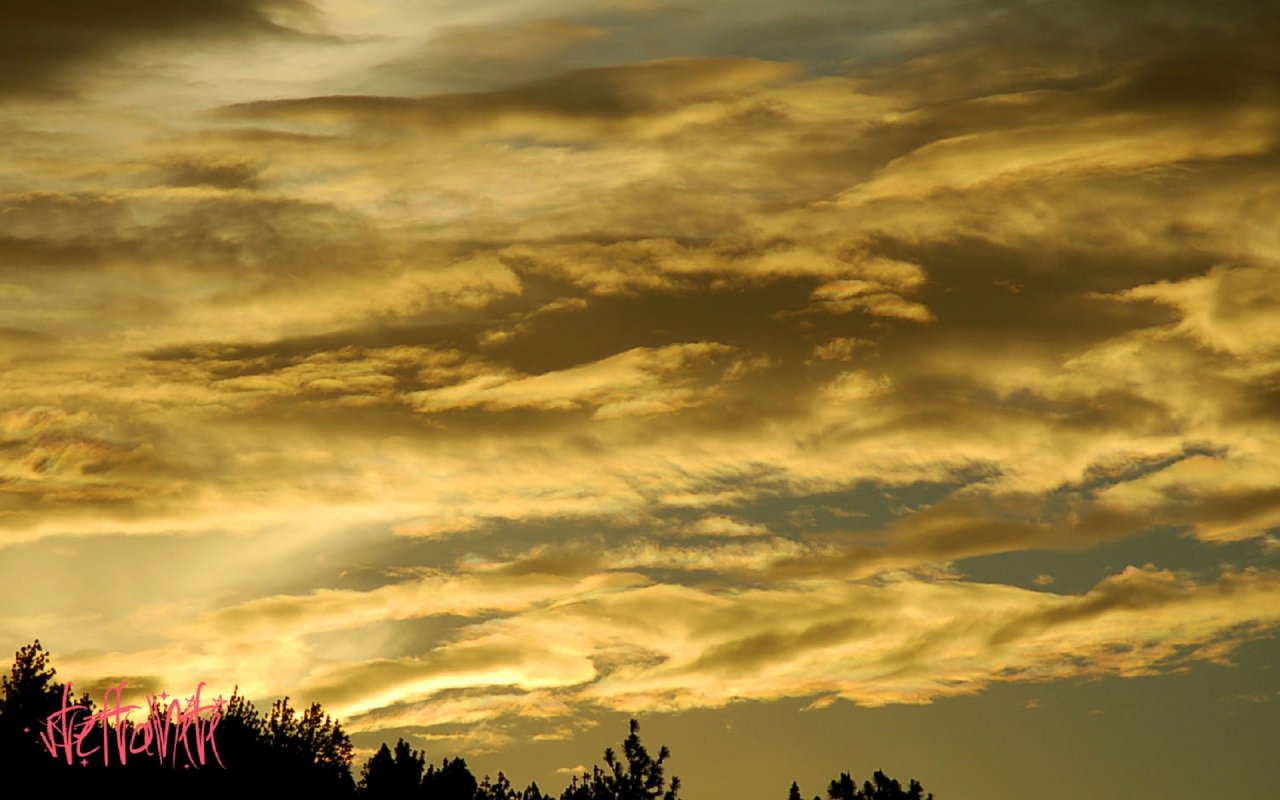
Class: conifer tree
558,719,680,800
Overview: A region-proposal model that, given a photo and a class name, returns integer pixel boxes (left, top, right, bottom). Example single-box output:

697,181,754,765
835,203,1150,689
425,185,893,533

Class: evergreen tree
0,640,65,722
558,719,680,800
477,771,515,800
361,740,429,799
828,772,858,800
860,770,931,800
0,641,361,797
422,755,479,800
825,769,933,800
260,695,356,794
0,640,95,776
521,780,548,800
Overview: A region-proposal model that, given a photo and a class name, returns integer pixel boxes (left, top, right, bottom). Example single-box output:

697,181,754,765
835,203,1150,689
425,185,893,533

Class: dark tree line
0,640,356,797
0,641,935,799
790,770,934,800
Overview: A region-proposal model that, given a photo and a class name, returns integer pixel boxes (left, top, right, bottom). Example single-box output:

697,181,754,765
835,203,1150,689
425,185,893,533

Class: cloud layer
2,1,1278,782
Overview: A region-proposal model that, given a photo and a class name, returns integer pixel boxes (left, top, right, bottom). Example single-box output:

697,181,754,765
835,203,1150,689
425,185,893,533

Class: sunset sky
2,1,1279,798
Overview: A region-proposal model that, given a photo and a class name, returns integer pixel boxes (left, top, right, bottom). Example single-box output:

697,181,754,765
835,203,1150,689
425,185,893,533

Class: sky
2,1,1278,798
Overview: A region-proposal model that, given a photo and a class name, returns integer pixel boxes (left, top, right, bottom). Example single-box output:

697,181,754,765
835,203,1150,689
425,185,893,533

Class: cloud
809,337,870,363
1116,265,1280,356
156,155,262,189
228,57,799,139
409,342,740,418
808,257,934,321
683,515,770,537
1091,454,1280,545
47,558,1280,730
377,17,611,92
424,19,607,65
0,0,314,98
206,571,641,640
317,566,1280,725
6,0,1280,759
837,102,1278,205
302,642,597,718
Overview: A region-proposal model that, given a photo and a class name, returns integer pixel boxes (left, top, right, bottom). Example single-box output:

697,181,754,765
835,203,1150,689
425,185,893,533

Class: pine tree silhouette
558,719,680,800
823,770,933,800
361,738,426,798
0,640,95,777
0,641,358,798
422,755,480,799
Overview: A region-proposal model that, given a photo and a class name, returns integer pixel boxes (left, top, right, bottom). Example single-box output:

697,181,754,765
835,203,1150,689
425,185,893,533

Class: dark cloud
764,498,1048,580
158,156,262,189
690,617,872,673
227,57,797,135
0,327,54,344
80,674,162,701
0,191,381,281
1176,487,1280,541
372,18,610,93
987,565,1225,648
0,0,312,98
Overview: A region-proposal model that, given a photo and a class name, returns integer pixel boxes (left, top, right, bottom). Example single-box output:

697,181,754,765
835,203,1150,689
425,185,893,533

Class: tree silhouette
262,695,356,795
422,755,480,799
1,640,65,722
829,772,857,800
558,719,680,800
824,770,933,800
520,780,549,800
0,640,97,777
476,771,552,800
477,771,515,800
0,641,359,797
208,688,265,770
361,738,426,798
